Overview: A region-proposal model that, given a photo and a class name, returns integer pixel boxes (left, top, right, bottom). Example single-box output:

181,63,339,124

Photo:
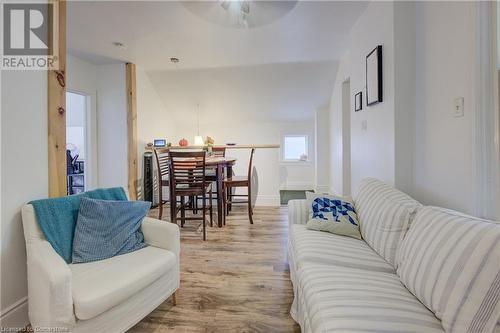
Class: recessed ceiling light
170,57,180,64
112,41,126,49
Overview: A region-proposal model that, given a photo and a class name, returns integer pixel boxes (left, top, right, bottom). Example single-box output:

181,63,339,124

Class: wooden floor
129,205,300,333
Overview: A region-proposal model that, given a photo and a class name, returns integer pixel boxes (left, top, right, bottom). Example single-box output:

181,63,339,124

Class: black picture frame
366,45,383,106
355,91,362,111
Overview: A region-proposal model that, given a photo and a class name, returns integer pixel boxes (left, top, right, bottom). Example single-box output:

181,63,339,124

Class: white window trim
281,134,310,164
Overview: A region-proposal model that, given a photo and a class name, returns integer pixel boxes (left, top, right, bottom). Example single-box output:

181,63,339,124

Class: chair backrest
153,148,170,182
212,147,226,157
168,150,207,189
247,148,255,181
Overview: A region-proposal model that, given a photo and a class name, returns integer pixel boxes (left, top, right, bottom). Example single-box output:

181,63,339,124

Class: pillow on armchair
72,197,151,264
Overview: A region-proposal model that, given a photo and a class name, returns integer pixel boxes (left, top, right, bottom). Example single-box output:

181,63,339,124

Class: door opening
66,91,87,194
341,79,352,195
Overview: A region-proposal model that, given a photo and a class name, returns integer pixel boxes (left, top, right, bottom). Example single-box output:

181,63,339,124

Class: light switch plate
453,97,464,117
361,120,367,131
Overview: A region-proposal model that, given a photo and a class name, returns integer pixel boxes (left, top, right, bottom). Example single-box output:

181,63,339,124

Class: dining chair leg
222,184,227,226
248,188,253,224
170,194,176,225
158,201,163,220
225,185,230,216
202,193,206,241
209,190,213,227
180,196,185,227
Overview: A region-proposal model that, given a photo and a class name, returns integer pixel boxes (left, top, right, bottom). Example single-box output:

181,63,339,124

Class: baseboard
0,297,29,329
255,195,280,206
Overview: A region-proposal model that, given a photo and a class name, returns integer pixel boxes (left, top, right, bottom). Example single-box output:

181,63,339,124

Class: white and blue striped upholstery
397,206,500,333
295,264,444,333
289,224,394,274
354,178,421,268
288,199,309,226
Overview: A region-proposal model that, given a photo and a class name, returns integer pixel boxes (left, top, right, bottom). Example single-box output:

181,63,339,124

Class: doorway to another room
66,91,87,194
341,79,352,196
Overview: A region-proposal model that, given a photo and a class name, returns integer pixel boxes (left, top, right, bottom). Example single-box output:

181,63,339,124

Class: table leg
217,164,224,228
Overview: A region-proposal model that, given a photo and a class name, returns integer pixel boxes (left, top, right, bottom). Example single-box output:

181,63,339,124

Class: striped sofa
288,178,500,333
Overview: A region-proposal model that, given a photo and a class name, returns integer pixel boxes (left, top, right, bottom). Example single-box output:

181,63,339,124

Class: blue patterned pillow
305,192,361,239
72,198,151,264
311,197,358,226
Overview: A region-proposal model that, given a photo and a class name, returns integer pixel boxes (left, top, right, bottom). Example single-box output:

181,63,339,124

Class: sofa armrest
288,199,309,227
26,240,75,329
141,217,180,258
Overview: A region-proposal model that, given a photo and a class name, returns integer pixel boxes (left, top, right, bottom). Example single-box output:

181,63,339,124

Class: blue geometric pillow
306,192,361,239
312,197,358,226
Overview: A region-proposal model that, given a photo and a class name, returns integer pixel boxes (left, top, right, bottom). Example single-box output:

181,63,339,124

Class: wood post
48,0,67,197
126,63,138,200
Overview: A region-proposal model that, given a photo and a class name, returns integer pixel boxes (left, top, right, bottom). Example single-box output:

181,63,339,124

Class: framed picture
355,91,363,111
366,45,383,106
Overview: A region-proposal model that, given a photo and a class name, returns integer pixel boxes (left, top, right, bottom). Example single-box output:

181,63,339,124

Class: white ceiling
148,60,339,122
67,1,368,70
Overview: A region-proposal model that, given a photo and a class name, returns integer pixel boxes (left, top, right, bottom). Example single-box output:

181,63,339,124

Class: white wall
136,66,175,198
329,56,349,195
166,119,315,205
315,106,330,192
413,1,476,213
96,65,128,189
329,1,399,195
1,71,47,327
349,1,396,193
329,1,481,216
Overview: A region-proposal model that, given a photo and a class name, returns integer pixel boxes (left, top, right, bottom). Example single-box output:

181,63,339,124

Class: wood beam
126,63,138,200
48,0,67,197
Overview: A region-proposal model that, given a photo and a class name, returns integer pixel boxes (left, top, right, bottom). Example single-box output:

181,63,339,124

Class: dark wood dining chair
169,150,213,240
223,148,255,224
206,147,226,202
153,148,170,220
211,147,226,157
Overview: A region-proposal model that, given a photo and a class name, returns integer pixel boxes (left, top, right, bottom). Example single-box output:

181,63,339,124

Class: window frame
281,134,309,163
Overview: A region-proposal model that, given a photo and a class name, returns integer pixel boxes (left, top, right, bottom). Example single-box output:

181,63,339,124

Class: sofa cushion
397,206,500,333
297,264,444,333
70,246,176,320
290,224,394,274
354,178,421,268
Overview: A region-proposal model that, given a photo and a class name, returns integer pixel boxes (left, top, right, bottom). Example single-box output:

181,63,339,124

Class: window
283,135,308,162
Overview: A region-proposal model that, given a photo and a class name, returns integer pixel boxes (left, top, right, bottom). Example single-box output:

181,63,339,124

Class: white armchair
21,204,180,333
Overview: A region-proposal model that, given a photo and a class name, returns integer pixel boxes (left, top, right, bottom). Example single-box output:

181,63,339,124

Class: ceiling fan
181,1,298,29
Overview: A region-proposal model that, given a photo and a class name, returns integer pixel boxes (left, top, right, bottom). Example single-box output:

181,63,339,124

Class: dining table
145,144,280,228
